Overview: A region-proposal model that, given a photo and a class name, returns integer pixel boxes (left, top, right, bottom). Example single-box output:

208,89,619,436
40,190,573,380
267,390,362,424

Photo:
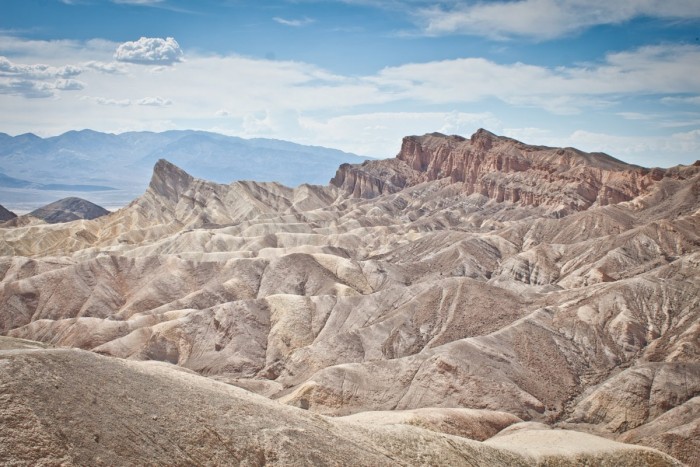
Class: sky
1,0,700,167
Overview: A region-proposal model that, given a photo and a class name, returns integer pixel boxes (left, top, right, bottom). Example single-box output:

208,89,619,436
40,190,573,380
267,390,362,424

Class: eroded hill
1,130,698,465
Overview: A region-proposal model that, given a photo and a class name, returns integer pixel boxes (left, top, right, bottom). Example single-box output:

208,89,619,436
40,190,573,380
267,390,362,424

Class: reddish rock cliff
331,129,683,214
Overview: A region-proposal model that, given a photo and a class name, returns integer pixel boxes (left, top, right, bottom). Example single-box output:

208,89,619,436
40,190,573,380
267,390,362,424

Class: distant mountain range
0,130,371,211
0,171,115,192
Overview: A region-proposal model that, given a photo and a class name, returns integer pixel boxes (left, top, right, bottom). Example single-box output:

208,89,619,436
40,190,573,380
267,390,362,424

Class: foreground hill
0,130,698,464
0,337,681,466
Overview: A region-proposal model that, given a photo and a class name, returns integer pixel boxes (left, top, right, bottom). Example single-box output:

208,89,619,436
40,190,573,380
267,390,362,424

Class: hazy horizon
1,0,700,168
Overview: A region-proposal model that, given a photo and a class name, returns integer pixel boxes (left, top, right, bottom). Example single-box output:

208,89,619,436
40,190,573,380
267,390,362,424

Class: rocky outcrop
331,129,693,214
148,159,195,204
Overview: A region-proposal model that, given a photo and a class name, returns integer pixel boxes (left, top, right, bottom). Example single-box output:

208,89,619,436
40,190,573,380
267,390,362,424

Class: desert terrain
1,129,698,465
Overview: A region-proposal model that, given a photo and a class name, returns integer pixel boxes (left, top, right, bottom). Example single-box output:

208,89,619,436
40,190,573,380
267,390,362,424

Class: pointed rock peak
470,128,501,150
471,128,498,140
149,159,194,202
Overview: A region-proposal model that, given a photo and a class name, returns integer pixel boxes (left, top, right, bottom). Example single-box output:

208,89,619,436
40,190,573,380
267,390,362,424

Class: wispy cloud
273,16,315,27
369,45,700,113
617,112,657,121
81,96,131,106
504,127,700,167
415,0,700,40
82,60,127,74
137,96,172,106
661,95,700,106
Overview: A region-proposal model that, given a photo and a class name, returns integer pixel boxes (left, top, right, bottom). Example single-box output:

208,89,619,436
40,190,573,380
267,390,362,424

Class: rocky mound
29,197,109,224
0,204,16,222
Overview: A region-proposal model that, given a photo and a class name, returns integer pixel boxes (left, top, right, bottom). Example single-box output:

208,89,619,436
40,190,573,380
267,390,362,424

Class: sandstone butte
1,129,698,466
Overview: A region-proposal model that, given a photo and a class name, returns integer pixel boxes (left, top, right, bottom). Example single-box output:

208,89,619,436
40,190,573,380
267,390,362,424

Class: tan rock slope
1,129,699,465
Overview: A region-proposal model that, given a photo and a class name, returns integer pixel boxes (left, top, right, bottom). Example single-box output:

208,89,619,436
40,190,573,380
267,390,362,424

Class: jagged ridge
331,129,678,214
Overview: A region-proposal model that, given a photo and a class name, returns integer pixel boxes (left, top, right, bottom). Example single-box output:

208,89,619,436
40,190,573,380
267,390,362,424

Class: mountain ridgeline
0,129,371,211
0,130,698,465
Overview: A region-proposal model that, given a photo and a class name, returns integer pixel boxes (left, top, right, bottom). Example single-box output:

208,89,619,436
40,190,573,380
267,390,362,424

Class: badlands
1,129,698,465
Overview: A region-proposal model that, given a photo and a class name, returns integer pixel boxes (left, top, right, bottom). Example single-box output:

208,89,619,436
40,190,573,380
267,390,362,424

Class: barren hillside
1,130,698,465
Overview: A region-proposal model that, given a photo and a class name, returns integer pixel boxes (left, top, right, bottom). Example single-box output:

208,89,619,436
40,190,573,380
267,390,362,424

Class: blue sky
1,0,700,167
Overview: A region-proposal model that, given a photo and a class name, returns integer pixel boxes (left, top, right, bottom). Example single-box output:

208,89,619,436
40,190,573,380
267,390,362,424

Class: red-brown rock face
331,129,683,214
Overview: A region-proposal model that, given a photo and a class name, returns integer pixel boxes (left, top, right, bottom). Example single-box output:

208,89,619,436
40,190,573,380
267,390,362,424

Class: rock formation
331,129,681,215
0,130,698,465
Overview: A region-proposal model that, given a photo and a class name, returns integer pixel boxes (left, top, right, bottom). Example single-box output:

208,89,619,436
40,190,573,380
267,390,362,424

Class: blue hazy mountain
0,130,371,211
0,170,114,191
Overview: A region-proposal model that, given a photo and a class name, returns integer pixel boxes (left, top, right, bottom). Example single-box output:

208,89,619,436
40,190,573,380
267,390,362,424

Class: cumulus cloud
418,0,700,40
273,17,315,27
114,37,183,65
0,55,84,97
0,79,54,98
54,79,85,90
137,96,172,106
0,56,81,79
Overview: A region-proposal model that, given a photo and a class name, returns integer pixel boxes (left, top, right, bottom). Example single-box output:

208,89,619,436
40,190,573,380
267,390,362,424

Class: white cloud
0,79,54,98
114,37,183,65
370,45,700,113
273,17,315,27
0,56,81,79
81,96,132,106
54,78,85,90
661,95,700,106
2,35,699,165
137,96,172,106
297,111,501,156
617,112,656,121
83,60,127,74
0,55,84,97
503,127,700,167
418,0,700,40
